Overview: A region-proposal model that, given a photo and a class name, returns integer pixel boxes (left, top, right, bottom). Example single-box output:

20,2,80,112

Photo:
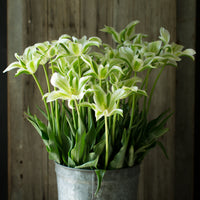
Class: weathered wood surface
175,0,196,199
7,0,194,199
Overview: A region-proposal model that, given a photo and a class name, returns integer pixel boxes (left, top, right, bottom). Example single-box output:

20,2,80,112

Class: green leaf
15,69,31,77
82,37,102,53
119,28,127,42
48,145,61,164
108,108,123,117
71,132,87,164
15,53,26,66
93,85,107,111
181,48,196,60
77,113,86,135
89,36,102,44
69,43,82,56
95,170,106,195
147,109,170,131
119,47,133,64
48,46,57,57
148,41,162,54
159,27,170,44
26,116,49,146
101,26,120,43
118,77,142,88
132,57,144,71
79,76,91,90
65,116,76,137
50,72,69,91
3,62,22,73
34,42,50,53
109,65,124,76
157,141,169,159
148,128,168,141
128,145,134,167
68,156,76,167
99,66,108,79
45,91,70,102
36,106,48,120
109,129,129,169
125,20,140,39
27,60,37,74
81,54,98,74
75,156,99,169
93,138,105,156
59,34,71,40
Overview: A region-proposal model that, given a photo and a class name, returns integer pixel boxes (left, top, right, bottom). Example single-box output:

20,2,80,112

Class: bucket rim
55,162,140,173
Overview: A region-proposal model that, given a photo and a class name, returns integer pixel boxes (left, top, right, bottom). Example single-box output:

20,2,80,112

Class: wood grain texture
80,0,113,43
176,0,196,199
8,0,48,199
7,0,194,200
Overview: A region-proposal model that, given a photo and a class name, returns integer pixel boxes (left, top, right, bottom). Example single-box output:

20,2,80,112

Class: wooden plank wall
7,0,195,199
0,0,8,199
176,0,196,199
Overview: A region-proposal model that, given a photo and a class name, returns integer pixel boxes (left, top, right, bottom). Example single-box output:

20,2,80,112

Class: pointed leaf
101,26,120,43
181,48,196,60
157,141,169,159
50,72,69,92
45,91,70,102
95,170,106,195
159,27,170,44
75,156,99,169
3,62,22,73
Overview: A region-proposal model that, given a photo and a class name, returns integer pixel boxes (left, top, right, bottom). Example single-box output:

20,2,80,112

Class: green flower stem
99,79,102,87
55,100,62,144
147,65,165,113
142,69,151,115
111,100,119,145
74,99,84,133
104,115,109,169
72,107,77,130
61,100,65,118
78,56,81,77
129,94,135,130
106,80,109,93
74,99,80,115
105,115,109,169
42,65,55,131
74,99,82,126
141,69,151,90
112,114,117,145
32,74,50,121
51,60,61,144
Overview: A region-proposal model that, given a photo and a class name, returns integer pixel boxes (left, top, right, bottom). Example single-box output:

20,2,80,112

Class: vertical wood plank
176,0,196,199
7,0,26,199
8,0,49,199
0,0,8,199
80,0,113,43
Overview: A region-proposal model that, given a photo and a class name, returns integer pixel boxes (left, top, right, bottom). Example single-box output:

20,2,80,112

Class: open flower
44,72,90,108
3,51,40,76
80,85,129,120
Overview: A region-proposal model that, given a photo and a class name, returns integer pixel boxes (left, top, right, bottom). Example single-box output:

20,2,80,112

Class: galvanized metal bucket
55,163,140,200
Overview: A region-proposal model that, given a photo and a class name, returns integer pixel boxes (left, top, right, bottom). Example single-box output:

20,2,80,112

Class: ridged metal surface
55,163,140,200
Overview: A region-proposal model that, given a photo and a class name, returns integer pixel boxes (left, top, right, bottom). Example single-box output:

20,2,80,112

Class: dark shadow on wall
195,0,200,199
0,0,8,200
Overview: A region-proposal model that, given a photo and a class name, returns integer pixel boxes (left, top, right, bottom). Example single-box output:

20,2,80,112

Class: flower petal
45,91,70,102
51,73,69,92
